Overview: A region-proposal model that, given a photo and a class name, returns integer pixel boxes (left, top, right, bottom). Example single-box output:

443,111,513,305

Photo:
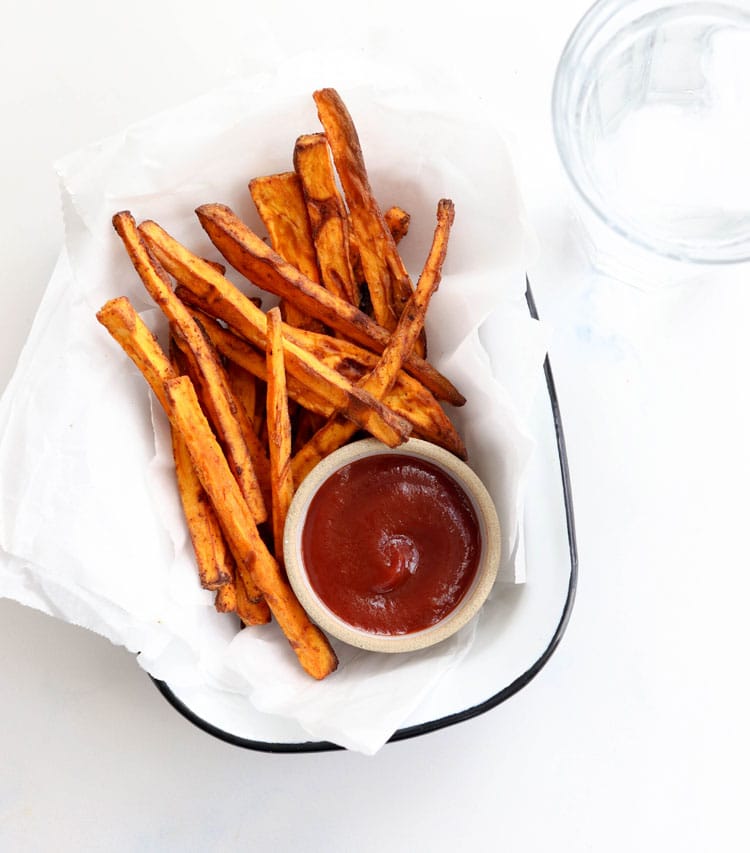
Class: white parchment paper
0,65,544,753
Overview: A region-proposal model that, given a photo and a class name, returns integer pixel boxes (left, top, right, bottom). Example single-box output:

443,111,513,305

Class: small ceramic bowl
283,438,501,653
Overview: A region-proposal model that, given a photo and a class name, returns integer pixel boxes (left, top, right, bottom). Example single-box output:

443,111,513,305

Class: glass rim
551,0,750,266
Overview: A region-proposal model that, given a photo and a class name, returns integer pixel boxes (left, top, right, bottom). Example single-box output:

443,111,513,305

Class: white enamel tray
152,283,578,752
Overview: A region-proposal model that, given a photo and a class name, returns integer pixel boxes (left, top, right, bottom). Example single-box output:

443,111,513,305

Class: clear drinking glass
553,0,750,284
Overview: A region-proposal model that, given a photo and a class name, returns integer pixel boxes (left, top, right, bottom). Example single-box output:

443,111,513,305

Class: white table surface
2,2,749,850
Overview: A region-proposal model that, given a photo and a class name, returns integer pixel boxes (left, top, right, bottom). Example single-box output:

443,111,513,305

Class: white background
2,1,749,850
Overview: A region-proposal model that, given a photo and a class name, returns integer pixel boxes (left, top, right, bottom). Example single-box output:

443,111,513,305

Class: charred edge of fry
233,566,272,626
384,206,411,244
214,581,238,613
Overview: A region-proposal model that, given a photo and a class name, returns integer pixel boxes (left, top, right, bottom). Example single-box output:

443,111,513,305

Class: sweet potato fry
384,206,411,244
95,296,174,410
193,203,464,406
96,297,269,619
233,566,271,627
249,172,324,331
214,581,237,613
265,308,294,562
169,343,234,592
138,218,413,447
287,325,466,459
169,337,269,617
170,323,272,515
313,88,415,332
179,296,464,457
292,199,457,482
293,133,359,306
177,300,334,417
164,375,338,680
350,205,411,307
112,211,268,525
360,199,454,394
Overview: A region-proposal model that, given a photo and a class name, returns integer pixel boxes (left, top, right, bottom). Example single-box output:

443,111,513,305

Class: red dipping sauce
301,453,482,635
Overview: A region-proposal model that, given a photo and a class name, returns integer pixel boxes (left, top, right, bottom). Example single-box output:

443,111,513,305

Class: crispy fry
313,88,415,333
292,200,457,482
164,375,338,679
265,307,294,562
96,297,269,618
95,296,174,410
169,338,268,615
350,206,411,306
249,172,324,331
293,133,359,306
178,299,334,417
179,296,464,457
171,445,235,590
384,206,411,244
233,566,271,627
193,203,464,406
287,325,466,459
169,377,234,591
112,211,268,525
138,218,413,446
214,581,237,613
170,322,272,516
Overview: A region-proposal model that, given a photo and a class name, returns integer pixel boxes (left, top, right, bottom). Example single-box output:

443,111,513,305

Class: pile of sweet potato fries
96,88,464,679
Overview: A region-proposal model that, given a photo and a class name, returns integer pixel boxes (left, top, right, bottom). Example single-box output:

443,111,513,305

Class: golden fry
164,375,338,680
139,218,412,447
265,307,294,562
169,393,234,591
349,206,410,307
233,566,272,627
194,203,464,406
249,172,324,331
177,298,334,417
96,297,268,618
95,296,174,410
293,133,359,306
313,88,414,331
384,206,411,244
292,200,457,482
214,581,237,613
169,338,267,613
179,296,464,457
112,211,267,525
170,324,272,513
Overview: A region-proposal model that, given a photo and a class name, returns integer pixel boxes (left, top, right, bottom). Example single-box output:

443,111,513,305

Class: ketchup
301,454,481,635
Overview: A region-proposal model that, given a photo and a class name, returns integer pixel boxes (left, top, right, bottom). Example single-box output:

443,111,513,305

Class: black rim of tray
151,279,579,753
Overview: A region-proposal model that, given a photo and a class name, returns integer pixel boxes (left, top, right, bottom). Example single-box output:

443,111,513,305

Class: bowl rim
282,437,502,654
